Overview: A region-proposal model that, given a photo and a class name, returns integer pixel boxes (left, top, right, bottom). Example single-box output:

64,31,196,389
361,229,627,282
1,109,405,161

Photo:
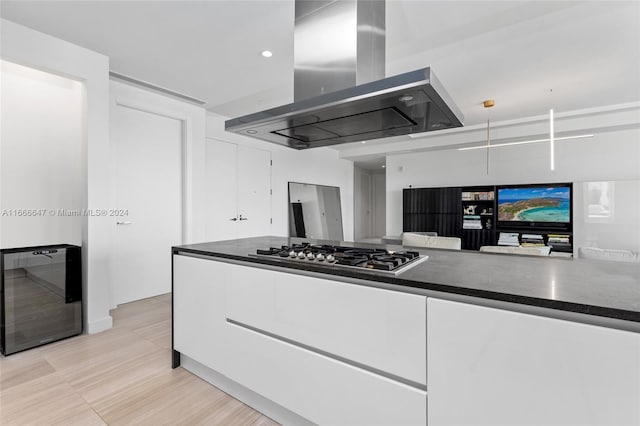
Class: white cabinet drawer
427,298,640,426
225,262,427,385
224,318,427,426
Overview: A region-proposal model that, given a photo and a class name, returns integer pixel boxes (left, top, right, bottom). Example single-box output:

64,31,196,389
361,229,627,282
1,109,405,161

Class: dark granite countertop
173,236,640,323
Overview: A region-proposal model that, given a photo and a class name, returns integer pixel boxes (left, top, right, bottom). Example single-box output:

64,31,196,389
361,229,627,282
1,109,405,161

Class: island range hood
225,0,463,150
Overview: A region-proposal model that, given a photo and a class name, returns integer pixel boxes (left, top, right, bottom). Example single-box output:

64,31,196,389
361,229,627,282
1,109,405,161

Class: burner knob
297,251,306,259
289,250,296,258
316,253,325,261
326,254,335,262
306,252,315,260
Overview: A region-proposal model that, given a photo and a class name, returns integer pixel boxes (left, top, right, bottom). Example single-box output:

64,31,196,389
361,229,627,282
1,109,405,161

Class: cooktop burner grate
251,243,427,276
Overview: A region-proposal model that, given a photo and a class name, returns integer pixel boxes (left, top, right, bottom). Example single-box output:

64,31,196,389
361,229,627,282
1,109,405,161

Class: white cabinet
223,316,426,426
225,261,427,386
427,298,640,426
173,254,427,425
173,254,228,368
205,139,271,240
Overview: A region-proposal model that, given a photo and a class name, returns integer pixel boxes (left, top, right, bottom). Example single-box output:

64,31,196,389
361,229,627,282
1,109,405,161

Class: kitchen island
172,236,640,426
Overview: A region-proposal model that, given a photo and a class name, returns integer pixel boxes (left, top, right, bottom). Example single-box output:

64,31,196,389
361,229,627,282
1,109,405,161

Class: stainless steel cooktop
251,243,428,276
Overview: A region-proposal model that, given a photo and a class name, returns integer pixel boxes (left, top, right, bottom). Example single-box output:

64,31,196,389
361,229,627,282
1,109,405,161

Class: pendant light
483,99,495,174
459,92,593,154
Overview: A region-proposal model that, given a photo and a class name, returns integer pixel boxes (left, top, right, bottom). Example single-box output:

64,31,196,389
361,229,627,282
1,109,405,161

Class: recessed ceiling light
381,165,386,168
361,141,366,144
261,50,273,58
246,129,258,134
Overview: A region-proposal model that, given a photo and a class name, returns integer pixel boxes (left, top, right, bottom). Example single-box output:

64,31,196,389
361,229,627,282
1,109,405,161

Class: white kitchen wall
206,113,355,241
1,60,83,248
385,107,640,254
1,19,112,334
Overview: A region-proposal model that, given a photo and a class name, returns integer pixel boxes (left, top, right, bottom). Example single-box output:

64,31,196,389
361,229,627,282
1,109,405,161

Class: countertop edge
172,246,640,324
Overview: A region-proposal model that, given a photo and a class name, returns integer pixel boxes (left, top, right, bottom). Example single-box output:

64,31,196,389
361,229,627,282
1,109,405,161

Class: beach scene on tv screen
498,187,570,222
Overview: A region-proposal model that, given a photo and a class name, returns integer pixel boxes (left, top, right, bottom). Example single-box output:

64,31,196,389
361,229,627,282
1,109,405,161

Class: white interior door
237,145,272,238
205,139,239,241
111,103,182,306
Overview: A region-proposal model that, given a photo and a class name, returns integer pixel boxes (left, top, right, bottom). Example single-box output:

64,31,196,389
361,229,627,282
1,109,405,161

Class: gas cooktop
252,243,428,276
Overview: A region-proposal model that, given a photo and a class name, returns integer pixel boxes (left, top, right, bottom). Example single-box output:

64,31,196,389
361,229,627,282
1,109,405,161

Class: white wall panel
205,113,354,241
1,61,83,248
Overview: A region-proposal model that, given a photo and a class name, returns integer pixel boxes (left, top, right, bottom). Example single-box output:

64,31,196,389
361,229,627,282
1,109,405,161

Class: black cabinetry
403,187,461,237
461,229,496,250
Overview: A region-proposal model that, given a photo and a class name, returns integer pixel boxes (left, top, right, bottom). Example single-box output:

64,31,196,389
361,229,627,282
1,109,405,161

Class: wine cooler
1,244,82,355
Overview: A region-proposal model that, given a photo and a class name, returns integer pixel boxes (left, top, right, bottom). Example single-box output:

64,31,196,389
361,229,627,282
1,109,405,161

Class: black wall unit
461,229,496,251
403,183,573,253
403,187,462,237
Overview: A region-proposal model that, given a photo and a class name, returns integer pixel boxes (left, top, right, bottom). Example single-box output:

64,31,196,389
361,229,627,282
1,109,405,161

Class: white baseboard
181,355,313,426
86,315,113,334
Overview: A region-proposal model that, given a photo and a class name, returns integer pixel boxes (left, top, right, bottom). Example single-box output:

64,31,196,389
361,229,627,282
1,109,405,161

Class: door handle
229,217,238,221
116,221,133,225
239,215,248,221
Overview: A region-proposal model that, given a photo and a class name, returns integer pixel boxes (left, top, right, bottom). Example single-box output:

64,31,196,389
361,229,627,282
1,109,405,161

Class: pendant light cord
483,99,494,175
486,115,491,174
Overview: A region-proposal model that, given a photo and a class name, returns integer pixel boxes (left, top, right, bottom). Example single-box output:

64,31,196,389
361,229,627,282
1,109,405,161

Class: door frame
109,87,196,308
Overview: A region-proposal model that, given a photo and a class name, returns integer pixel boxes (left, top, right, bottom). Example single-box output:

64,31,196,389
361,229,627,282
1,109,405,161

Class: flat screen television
496,183,572,231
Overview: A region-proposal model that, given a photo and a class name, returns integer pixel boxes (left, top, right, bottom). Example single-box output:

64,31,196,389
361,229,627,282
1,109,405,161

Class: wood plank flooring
0,293,279,425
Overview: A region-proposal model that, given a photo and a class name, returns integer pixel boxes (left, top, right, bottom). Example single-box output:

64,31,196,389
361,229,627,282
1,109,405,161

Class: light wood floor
0,293,279,425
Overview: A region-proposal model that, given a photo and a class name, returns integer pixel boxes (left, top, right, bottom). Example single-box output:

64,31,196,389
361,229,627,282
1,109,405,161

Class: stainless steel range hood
225,1,463,150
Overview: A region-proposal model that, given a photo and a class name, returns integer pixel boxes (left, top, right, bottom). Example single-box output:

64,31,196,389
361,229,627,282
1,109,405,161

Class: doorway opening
353,158,386,243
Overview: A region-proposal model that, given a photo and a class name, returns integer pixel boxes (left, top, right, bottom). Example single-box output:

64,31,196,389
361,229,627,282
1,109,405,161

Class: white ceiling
2,1,639,143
